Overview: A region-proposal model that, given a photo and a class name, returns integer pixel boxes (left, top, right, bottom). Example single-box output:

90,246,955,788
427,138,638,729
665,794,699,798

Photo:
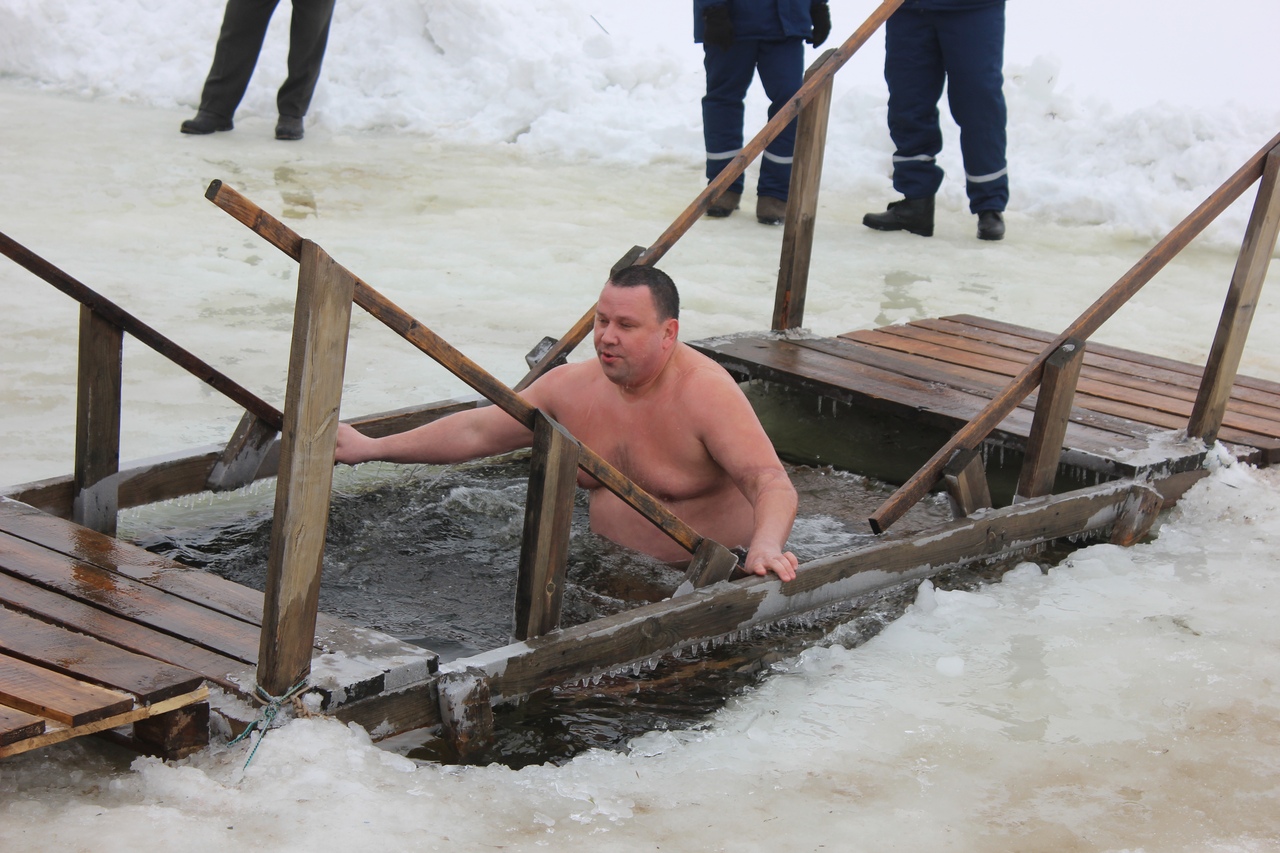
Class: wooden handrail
0,230,284,432
204,180,720,560
868,131,1280,533
512,0,904,391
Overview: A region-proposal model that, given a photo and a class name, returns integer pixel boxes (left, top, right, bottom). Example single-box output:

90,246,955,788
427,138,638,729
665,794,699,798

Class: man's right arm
334,404,534,466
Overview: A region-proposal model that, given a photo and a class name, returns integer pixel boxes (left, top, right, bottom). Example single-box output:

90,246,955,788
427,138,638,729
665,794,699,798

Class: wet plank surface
0,496,248,757
0,494,441,758
693,314,1280,471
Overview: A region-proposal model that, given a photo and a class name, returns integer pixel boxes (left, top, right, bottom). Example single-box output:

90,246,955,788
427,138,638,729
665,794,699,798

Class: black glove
808,2,831,47
703,4,734,50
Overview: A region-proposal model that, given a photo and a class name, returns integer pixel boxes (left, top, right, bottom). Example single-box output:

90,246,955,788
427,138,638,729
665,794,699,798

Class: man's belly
586,485,753,564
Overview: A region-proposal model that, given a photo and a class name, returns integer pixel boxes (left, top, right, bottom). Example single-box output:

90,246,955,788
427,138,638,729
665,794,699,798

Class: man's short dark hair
609,265,680,321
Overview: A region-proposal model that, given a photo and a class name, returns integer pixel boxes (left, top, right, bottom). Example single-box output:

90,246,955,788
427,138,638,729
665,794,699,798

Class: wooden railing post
1188,145,1280,444
72,306,123,535
258,240,354,697
513,412,580,641
1016,338,1085,501
869,130,1280,534
773,49,835,331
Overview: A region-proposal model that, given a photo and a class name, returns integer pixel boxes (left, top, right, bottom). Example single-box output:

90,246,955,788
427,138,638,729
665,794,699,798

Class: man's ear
662,317,679,347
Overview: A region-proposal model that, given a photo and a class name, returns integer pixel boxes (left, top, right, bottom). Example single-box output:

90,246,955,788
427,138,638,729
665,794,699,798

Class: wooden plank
0,605,205,703
850,322,1280,451
773,50,834,331
0,704,45,746
916,316,1280,415
0,686,208,759
941,314,1280,399
0,530,261,663
0,498,267,624
514,413,579,641
0,499,436,702
0,571,246,691
1017,339,1086,500
836,324,1280,451
0,652,133,726
791,335,1161,448
863,321,1280,430
701,336,1155,460
72,305,122,536
259,240,354,696
455,481,1160,704
1190,145,1280,441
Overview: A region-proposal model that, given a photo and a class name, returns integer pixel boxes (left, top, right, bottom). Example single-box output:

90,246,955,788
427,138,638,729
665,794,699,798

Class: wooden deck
0,496,437,759
694,314,1280,477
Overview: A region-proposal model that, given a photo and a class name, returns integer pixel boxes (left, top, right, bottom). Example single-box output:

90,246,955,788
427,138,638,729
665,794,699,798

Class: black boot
977,210,1005,241
275,115,305,140
863,197,934,237
180,110,233,135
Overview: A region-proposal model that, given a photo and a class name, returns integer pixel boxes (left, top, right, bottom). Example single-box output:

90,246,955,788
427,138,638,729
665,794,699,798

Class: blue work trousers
702,38,804,201
885,3,1008,212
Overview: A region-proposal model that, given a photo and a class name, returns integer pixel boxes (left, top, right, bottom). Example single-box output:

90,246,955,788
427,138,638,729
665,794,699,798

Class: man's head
594,265,681,389
608,265,679,321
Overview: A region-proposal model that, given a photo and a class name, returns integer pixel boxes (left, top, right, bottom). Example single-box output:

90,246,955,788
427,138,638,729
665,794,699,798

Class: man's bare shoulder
671,343,743,391
523,359,604,411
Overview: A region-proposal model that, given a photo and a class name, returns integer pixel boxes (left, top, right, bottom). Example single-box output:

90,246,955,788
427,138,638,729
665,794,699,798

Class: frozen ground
2,0,1280,849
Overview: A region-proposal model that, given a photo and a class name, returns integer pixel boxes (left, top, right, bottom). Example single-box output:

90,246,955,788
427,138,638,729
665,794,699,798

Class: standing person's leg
937,2,1007,238
275,0,336,138
753,38,804,224
183,0,281,133
702,40,758,216
863,10,945,235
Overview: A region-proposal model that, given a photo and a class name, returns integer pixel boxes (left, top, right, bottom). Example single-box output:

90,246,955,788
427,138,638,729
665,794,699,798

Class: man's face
593,283,677,389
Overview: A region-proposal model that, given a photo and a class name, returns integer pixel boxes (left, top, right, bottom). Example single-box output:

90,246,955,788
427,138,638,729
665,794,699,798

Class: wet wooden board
693,315,1280,470
0,495,440,755
699,335,1157,466
0,652,134,726
843,316,1280,452
0,704,46,746
0,531,262,663
0,687,209,759
0,606,205,703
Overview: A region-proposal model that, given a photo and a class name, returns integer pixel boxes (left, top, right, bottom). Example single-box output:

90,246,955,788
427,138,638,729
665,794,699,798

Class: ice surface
2,0,1280,849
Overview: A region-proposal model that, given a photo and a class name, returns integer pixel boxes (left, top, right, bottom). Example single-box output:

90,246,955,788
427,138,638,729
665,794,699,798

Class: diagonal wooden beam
869,130,1280,533
204,181,736,572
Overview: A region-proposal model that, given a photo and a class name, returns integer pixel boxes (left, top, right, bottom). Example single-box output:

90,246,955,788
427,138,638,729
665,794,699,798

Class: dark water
134,457,971,768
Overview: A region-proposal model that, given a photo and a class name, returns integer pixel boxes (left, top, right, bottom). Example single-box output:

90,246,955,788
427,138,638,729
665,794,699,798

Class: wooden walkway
695,314,1280,476
0,496,436,759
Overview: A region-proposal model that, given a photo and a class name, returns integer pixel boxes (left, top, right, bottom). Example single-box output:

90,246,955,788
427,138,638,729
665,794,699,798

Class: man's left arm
694,367,800,581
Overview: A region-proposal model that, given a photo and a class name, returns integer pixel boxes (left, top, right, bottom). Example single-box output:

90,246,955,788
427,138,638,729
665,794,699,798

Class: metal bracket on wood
677,538,741,593
206,411,279,492
611,245,647,276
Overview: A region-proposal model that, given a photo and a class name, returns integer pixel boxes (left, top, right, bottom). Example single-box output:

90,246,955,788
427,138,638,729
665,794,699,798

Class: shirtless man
334,265,799,581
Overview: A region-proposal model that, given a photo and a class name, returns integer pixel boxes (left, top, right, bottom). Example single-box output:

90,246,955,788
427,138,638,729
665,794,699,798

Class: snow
2,0,1280,849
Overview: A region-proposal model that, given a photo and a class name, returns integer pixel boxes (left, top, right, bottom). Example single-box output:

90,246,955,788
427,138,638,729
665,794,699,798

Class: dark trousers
198,0,336,120
702,38,804,201
885,3,1008,212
